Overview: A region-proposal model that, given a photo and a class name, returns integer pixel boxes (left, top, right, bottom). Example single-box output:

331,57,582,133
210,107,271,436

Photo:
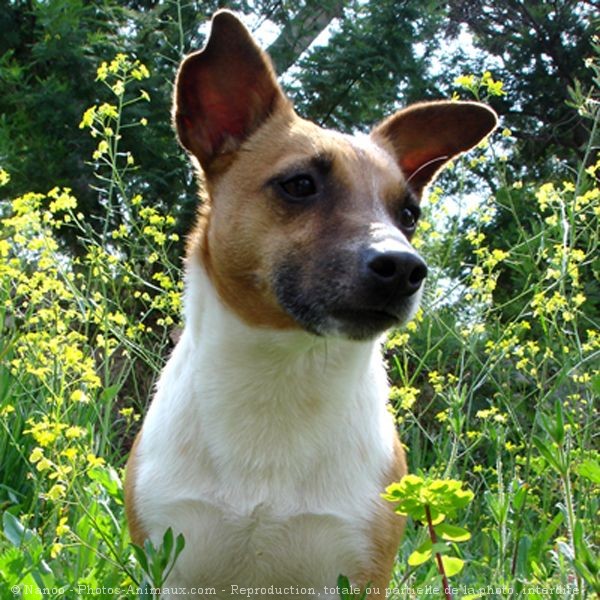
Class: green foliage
131,528,185,596
444,0,596,174
336,575,371,600
384,475,473,592
290,0,443,130
384,476,474,526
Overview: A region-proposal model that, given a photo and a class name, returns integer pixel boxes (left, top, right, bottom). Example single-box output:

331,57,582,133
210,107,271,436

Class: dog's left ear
371,101,497,196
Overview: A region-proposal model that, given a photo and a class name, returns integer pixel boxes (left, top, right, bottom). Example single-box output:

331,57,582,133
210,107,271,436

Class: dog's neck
181,255,384,387
147,255,392,491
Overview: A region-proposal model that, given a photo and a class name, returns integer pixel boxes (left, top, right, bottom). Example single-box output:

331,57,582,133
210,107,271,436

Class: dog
125,10,496,599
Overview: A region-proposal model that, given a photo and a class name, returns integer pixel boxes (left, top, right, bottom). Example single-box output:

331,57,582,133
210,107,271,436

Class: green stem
560,438,584,595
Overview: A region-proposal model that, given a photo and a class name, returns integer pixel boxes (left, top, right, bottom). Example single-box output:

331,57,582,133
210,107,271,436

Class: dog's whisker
405,155,449,185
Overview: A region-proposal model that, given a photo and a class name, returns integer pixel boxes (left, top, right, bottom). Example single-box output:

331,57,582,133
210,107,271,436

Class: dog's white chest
131,279,397,599
148,493,371,599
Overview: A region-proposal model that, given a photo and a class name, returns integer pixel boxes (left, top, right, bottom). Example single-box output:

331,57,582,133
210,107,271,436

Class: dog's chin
280,297,422,342
325,309,400,340
325,298,422,340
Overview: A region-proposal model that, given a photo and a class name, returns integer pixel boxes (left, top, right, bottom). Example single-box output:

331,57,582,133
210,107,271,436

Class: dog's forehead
344,132,400,173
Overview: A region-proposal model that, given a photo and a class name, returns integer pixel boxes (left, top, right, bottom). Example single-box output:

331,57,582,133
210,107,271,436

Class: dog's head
174,11,497,341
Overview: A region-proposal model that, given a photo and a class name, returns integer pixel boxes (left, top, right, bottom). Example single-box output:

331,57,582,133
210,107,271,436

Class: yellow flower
108,311,127,326
87,454,105,468
47,484,66,501
79,105,97,129
70,390,89,403
486,79,505,96
93,140,109,160
535,182,557,210
50,543,64,558
56,517,70,536
109,53,127,73
476,407,498,419
48,189,77,213
96,62,109,81
98,103,118,119
0,167,10,186
435,410,449,423
132,63,150,80
112,80,125,96
29,447,44,463
66,426,86,439
454,74,475,88
0,404,15,416
61,448,78,461
49,464,72,480
389,385,419,411
36,458,53,472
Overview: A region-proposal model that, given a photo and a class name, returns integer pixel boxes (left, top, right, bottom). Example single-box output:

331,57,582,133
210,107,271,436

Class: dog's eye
279,175,317,200
399,206,420,230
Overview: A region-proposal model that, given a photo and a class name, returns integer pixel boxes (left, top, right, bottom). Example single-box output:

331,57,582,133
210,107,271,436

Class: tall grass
0,52,598,599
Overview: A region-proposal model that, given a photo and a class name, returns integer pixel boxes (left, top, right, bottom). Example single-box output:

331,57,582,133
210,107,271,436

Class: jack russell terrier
125,10,497,599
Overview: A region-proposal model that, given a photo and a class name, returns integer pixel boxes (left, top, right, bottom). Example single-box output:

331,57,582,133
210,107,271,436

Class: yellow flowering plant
0,54,183,594
382,67,599,596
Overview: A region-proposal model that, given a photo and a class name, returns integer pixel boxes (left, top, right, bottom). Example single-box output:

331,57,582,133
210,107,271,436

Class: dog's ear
371,101,497,196
174,10,288,171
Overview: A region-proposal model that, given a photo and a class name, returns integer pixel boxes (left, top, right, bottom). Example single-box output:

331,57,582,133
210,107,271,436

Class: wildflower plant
0,54,183,595
384,474,474,600
383,66,599,598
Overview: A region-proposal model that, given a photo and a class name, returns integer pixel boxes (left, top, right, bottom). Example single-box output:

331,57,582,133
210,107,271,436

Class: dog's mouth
326,304,417,340
331,307,398,329
273,250,425,340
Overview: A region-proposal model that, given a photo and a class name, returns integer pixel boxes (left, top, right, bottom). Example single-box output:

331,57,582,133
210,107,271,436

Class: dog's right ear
174,10,288,172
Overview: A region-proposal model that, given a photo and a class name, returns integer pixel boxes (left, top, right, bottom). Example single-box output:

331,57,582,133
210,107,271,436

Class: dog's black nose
364,249,428,297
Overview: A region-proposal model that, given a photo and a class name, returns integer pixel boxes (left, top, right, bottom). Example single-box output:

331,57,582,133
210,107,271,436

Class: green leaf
175,533,186,558
440,555,465,577
100,384,120,403
554,401,565,445
3,511,34,547
591,373,600,396
531,513,564,559
87,465,122,499
515,535,532,578
131,543,149,573
21,573,42,600
337,574,354,599
533,435,562,473
161,526,174,571
573,520,597,569
513,483,528,511
435,523,471,542
577,458,600,484
408,540,433,566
